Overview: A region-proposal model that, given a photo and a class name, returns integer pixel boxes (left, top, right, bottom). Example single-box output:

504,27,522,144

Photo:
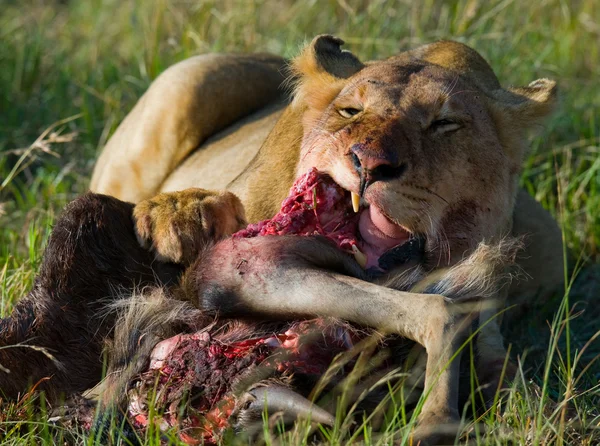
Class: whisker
424,188,449,205
413,202,452,268
441,74,461,98
448,89,477,99
299,126,338,163
396,184,449,205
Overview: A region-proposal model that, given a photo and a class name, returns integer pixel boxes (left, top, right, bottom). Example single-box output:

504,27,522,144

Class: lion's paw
133,189,246,265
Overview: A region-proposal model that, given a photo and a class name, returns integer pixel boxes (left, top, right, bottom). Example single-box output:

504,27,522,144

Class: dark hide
0,193,182,401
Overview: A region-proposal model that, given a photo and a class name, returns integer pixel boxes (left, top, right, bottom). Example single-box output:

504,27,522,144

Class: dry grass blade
0,114,80,191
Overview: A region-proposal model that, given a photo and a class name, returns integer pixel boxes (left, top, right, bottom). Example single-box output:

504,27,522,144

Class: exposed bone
351,191,360,213
352,244,367,268
245,385,335,426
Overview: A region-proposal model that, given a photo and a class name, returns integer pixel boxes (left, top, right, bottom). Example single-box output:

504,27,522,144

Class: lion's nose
349,143,406,192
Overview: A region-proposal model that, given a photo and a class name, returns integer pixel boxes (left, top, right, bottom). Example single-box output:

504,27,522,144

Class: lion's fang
352,245,367,268
351,192,360,213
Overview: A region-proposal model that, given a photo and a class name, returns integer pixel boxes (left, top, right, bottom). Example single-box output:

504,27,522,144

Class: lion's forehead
360,61,429,84
344,61,477,105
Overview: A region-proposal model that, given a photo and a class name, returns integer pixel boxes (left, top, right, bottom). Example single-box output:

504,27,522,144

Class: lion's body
91,40,563,301
90,53,287,204
160,101,287,203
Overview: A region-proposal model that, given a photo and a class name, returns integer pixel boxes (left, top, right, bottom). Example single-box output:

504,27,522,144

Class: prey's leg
187,236,477,439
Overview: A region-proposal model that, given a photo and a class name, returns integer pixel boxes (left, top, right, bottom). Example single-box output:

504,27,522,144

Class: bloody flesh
127,320,361,444
233,167,359,253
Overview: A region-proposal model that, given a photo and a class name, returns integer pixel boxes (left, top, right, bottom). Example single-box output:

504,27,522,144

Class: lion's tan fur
90,53,287,203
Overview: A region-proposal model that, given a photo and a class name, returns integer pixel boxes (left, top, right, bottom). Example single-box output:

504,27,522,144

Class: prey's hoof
412,412,462,445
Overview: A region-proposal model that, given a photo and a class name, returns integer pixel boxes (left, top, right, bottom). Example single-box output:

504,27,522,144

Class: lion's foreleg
90,54,286,203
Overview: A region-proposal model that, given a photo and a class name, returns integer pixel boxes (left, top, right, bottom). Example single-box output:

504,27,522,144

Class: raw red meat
126,319,360,444
233,167,359,253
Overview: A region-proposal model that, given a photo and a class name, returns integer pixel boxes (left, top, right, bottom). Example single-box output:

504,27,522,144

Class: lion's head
287,35,556,272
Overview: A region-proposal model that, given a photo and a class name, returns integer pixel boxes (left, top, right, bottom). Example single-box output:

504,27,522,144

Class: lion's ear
294,35,364,79
502,79,558,123
489,79,557,160
291,35,364,110
492,79,557,126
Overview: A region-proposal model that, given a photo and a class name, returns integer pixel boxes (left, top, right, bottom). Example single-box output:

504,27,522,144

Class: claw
240,385,335,427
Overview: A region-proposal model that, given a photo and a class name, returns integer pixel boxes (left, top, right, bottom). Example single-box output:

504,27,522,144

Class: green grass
0,0,599,444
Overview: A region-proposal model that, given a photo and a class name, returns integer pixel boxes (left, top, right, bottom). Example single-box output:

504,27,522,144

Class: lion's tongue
358,205,411,269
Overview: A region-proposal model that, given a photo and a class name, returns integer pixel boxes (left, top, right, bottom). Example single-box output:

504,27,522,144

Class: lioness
0,36,563,442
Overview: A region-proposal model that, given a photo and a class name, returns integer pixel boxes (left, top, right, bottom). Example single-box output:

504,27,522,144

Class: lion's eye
338,107,362,119
430,119,461,132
